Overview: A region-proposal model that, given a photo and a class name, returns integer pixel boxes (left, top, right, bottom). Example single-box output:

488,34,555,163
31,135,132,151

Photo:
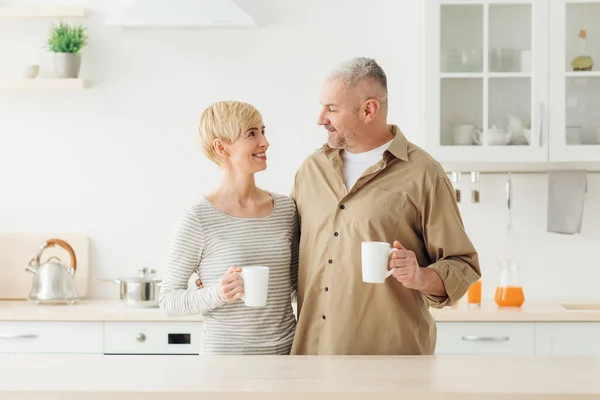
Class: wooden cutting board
0,234,89,299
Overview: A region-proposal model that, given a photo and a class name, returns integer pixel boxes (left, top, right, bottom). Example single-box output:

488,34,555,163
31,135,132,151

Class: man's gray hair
327,57,388,101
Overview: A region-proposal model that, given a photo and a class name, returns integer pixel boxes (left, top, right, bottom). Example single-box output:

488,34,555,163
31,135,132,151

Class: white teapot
486,125,510,145
506,115,529,145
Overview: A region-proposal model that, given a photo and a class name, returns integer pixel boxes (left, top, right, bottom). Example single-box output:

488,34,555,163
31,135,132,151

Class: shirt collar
321,124,409,162
386,125,409,162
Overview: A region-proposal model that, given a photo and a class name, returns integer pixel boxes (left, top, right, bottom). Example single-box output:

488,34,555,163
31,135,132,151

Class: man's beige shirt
290,125,481,355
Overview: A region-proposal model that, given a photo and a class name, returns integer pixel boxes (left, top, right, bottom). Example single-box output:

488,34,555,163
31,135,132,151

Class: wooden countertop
1,353,599,399
431,299,600,322
1,299,600,322
0,299,201,322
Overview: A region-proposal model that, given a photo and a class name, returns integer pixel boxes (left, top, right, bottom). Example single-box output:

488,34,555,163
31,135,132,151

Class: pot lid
120,267,161,282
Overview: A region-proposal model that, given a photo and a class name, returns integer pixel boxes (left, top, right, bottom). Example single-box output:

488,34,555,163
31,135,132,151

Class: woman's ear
213,139,229,160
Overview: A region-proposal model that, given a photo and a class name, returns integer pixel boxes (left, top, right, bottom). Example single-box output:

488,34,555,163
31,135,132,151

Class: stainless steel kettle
25,238,79,305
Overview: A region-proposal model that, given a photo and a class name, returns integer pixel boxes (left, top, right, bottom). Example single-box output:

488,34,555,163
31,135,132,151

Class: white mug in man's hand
361,242,395,283
239,266,269,307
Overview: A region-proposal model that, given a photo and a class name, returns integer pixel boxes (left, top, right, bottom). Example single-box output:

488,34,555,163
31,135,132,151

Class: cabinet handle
0,334,39,340
537,102,544,147
136,333,146,343
461,335,510,342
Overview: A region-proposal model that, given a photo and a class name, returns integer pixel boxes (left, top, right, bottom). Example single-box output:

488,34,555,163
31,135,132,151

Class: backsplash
0,0,598,300
457,172,600,300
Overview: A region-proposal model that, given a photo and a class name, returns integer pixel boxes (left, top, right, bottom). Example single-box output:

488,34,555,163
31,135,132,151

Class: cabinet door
104,321,202,354
0,322,103,354
535,323,600,356
549,1,600,161
435,322,535,355
424,0,549,163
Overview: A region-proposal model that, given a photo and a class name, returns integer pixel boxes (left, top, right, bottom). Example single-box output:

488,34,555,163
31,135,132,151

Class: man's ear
363,98,380,123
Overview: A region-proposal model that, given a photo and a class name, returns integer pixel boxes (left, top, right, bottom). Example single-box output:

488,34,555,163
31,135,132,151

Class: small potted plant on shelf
46,21,88,79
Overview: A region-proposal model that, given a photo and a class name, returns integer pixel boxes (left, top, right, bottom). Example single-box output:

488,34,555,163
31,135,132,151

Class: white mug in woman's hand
361,242,395,283
239,266,269,307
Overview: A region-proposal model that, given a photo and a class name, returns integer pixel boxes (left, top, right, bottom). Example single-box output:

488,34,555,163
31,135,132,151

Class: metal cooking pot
97,267,162,308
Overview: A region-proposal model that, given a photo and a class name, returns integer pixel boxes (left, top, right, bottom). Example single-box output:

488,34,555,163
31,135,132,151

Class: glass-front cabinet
424,0,600,164
549,0,600,162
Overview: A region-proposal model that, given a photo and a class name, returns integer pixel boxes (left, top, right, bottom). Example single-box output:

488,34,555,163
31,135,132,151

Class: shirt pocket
354,187,408,237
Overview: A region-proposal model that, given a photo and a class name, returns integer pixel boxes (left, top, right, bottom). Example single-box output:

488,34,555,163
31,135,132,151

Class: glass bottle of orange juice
495,258,525,307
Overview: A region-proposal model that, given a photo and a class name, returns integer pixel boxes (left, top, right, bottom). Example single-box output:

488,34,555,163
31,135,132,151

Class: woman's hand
217,266,244,303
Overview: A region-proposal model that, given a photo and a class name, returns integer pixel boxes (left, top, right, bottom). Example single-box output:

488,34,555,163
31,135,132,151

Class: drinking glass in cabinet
565,77,600,145
442,49,482,73
566,4,599,72
489,48,517,73
488,4,532,73
440,4,483,73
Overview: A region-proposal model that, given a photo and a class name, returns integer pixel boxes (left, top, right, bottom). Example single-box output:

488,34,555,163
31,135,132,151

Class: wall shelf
565,71,600,78
442,162,600,174
0,6,87,19
0,78,88,89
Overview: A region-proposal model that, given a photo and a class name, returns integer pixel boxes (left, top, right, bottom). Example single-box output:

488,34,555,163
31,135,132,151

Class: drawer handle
136,333,146,343
0,334,39,340
461,335,510,342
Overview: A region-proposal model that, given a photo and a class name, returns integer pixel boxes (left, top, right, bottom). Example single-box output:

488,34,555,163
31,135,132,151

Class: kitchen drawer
104,321,202,354
0,322,103,354
435,322,535,355
535,322,600,356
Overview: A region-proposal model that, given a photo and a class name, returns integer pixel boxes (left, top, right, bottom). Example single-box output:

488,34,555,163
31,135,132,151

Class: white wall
0,0,598,301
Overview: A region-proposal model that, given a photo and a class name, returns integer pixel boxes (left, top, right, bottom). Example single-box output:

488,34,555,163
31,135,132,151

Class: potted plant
46,21,88,79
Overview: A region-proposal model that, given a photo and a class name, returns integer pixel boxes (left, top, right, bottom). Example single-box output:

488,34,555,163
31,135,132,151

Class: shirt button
322,315,326,320
334,232,339,237
324,287,329,291
339,205,345,210
328,259,333,264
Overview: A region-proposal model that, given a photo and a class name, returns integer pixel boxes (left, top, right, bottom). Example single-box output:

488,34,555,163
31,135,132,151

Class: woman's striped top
159,192,298,355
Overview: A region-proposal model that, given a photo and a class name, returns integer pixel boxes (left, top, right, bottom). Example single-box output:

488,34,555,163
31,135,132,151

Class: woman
159,101,298,355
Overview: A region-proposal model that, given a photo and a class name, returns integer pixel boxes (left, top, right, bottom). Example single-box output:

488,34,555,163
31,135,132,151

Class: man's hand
388,241,424,290
193,268,204,288
388,241,447,297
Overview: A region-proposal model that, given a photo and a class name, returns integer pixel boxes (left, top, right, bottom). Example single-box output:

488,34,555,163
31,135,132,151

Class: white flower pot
53,52,81,78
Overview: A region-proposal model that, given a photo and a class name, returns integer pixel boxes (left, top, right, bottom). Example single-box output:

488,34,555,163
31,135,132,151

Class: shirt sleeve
420,176,481,308
289,169,302,303
159,206,224,316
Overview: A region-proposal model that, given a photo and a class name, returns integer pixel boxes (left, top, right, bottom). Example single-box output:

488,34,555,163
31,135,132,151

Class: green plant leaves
46,21,88,53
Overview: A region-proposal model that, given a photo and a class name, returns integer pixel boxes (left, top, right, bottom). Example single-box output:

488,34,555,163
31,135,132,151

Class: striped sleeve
159,206,224,316
290,204,299,294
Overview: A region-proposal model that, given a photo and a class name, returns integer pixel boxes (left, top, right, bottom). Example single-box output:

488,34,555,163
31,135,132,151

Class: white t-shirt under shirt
342,140,393,190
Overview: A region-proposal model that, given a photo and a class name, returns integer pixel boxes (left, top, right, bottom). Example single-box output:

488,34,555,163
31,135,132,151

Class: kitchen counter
0,353,599,399
1,299,600,322
0,299,202,322
431,299,600,322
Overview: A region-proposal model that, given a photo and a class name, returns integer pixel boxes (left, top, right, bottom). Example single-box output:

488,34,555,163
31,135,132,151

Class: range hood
105,0,257,28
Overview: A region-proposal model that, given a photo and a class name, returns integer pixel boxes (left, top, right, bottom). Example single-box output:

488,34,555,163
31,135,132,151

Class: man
290,57,481,355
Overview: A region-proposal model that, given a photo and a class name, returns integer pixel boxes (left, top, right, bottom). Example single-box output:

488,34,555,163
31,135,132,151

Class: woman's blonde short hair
198,101,263,165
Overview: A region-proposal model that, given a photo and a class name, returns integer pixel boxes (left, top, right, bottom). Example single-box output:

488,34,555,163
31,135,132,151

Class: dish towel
547,170,587,234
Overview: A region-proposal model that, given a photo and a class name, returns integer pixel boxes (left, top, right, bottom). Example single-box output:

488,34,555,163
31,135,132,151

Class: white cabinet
0,322,103,354
2,320,597,356
435,322,535,355
104,321,203,355
424,0,600,165
535,322,600,356
0,321,203,355
548,1,600,162
437,321,600,356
